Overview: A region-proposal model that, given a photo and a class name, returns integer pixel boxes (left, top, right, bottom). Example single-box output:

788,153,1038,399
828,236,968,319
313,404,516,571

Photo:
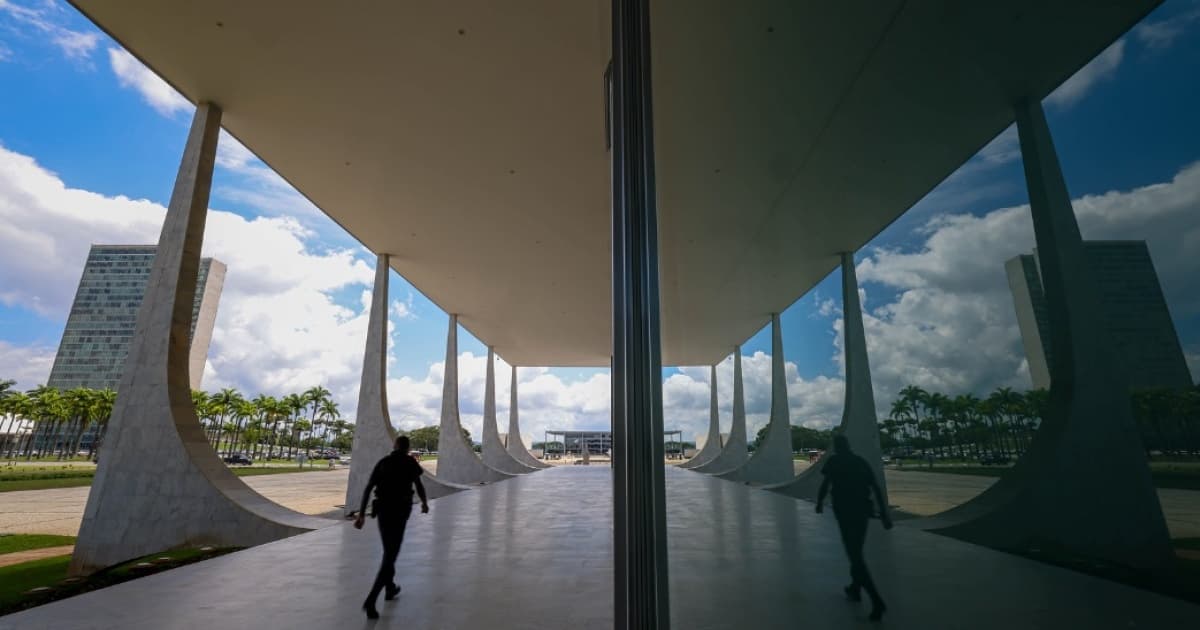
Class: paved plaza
0,468,354,537
2,466,1198,629
3,463,1198,540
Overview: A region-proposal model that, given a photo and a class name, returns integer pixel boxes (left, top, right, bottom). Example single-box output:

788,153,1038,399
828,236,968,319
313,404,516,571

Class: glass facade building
46,245,225,391
34,245,225,452
1007,241,1193,390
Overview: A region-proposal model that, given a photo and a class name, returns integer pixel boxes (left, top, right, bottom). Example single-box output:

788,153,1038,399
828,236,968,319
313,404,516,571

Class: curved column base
482,443,539,475
508,444,549,468
678,441,720,470
420,470,475,500
909,393,1173,569
435,436,517,486
508,443,551,469
71,422,332,576
70,102,331,576
712,418,792,485
763,457,825,499
712,442,792,485
345,411,399,514
691,441,747,474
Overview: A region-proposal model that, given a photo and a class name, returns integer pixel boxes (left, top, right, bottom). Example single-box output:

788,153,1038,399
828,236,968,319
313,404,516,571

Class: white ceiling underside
72,0,1159,366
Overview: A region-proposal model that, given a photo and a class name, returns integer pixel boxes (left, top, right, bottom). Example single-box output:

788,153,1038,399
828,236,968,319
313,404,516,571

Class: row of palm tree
0,380,117,460
191,386,349,460
883,384,1200,460
0,380,349,461
881,385,1046,460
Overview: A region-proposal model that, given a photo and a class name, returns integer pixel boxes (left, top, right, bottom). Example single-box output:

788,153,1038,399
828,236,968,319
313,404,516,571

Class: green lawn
889,461,1200,491
0,476,95,492
0,554,72,612
1175,538,1200,552
230,466,336,477
0,546,239,615
0,534,76,555
0,463,333,492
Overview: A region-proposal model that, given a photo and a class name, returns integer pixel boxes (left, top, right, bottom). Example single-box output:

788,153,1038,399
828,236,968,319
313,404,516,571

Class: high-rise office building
1006,241,1192,390
38,245,225,452
47,245,225,391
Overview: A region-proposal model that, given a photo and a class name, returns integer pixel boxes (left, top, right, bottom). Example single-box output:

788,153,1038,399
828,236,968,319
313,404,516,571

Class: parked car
223,454,253,466
979,454,1010,466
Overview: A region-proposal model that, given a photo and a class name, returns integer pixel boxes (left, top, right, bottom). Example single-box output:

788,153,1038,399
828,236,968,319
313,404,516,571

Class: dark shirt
821,452,876,515
360,451,425,515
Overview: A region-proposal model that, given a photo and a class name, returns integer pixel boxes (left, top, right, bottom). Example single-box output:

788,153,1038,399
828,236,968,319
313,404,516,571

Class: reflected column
924,99,1172,568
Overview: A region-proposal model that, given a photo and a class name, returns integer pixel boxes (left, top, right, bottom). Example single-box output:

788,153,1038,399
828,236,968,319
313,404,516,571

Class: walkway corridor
3,466,1197,629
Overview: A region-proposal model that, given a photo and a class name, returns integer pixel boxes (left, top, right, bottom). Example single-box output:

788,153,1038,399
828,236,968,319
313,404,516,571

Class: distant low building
1006,240,1192,390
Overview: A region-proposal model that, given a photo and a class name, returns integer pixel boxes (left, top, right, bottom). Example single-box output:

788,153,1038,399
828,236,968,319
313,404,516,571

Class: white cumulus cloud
858,160,1200,406
107,47,190,116
1046,39,1125,108
0,142,374,409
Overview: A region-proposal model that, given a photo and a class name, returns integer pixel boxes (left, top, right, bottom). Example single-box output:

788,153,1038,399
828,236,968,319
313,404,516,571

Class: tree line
882,384,1200,460
0,379,348,461
741,383,1200,462
0,380,116,460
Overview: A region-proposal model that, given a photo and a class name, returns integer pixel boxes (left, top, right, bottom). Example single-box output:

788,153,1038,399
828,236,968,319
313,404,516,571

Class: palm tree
316,399,340,452
888,398,915,448
0,391,16,457
232,399,258,457
989,387,1026,457
89,388,116,457
303,386,332,451
4,392,32,459
63,387,95,460
27,386,66,459
251,395,277,458
282,393,306,459
954,394,985,459
210,388,243,455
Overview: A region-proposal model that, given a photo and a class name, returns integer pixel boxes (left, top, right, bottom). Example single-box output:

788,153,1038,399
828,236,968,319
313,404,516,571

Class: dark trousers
365,505,412,606
835,508,884,607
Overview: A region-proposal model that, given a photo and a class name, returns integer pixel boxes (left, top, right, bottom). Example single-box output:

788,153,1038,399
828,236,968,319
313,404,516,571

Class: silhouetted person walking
355,435,429,620
816,434,891,622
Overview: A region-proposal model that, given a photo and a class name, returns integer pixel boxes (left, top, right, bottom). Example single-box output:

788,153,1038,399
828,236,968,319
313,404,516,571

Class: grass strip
0,535,77,556
0,546,241,615
0,554,72,612
0,464,333,492
888,465,1200,490
0,477,95,492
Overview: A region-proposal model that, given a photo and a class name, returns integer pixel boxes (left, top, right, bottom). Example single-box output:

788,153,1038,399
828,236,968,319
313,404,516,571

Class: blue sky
2,0,1198,443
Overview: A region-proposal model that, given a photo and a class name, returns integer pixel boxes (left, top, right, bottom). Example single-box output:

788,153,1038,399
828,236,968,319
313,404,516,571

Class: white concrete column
345,254,395,513
346,261,466,504
769,253,886,500
923,99,1171,568
694,349,748,473
507,365,550,468
435,314,514,485
70,103,329,575
480,347,536,474
680,364,722,469
717,314,794,484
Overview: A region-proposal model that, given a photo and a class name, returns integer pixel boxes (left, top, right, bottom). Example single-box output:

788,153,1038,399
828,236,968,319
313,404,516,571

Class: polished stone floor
3,466,1198,629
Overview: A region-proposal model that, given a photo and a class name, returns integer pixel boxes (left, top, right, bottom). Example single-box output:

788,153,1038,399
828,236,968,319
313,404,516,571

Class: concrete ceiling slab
71,0,1159,366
